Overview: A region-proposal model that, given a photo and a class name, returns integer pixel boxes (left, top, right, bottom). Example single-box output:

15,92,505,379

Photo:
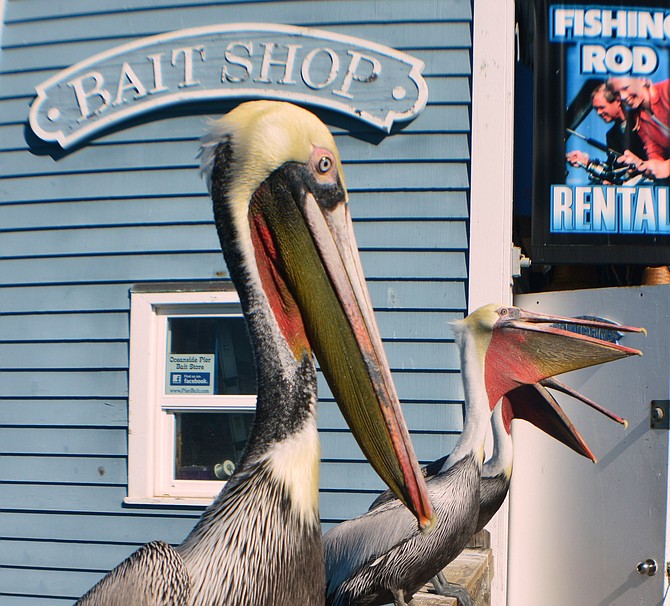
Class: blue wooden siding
0,0,472,602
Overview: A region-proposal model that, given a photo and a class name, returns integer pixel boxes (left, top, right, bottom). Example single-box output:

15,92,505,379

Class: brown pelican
418,380,627,604
323,304,643,606
76,100,433,605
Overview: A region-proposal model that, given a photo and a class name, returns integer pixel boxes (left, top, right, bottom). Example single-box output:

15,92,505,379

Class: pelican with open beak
324,304,643,606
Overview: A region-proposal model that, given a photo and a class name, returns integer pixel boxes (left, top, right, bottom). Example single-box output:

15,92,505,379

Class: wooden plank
1,426,128,456
361,251,467,279
319,402,463,439
3,2,472,47
0,23,471,75
319,492,387,522
2,483,129,514
1,220,466,258
0,511,201,544
1,396,463,431
0,341,128,369
0,98,34,125
0,224,219,257
5,0,472,26
413,49,471,75
1,538,140,572
0,191,467,232
0,168,202,203
0,595,73,605
341,132,470,162
0,253,229,286
0,141,203,177
0,196,213,229
0,163,468,204
318,368,464,401
356,221,468,250
0,312,129,341
320,428,460,463
320,461,400,492
0,399,128,427
0,250,464,286
0,565,107,599
350,191,469,220
375,310,464,340
0,456,127,484
0,369,128,398
367,281,467,311
0,133,469,178
382,341,460,370
339,22,472,51
2,283,137,313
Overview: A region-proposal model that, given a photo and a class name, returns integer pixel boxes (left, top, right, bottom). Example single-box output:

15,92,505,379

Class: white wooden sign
29,23,428,148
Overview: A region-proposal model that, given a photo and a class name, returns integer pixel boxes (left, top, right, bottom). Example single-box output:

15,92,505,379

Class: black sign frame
531,0,670,264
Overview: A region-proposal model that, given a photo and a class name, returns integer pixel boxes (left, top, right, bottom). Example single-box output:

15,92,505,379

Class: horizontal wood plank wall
0,0,472,601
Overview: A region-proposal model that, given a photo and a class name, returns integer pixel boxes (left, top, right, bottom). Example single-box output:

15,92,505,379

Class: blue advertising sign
532,0,670,263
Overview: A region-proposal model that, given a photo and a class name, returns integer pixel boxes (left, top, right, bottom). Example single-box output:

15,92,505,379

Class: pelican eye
317,156,333,173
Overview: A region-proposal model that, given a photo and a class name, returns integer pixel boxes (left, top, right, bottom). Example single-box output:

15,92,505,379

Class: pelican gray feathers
323,305,642,606
426,380,628,602
75,100,432,605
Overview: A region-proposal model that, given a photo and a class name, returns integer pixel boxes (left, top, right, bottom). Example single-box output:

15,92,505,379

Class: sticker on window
167,354,215,394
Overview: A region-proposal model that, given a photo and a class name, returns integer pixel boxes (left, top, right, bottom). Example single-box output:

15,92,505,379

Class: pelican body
76,101,432,605
324,305,642,606
425,380,628,601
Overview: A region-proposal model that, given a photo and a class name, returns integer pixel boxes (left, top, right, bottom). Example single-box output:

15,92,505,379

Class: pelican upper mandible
324,304,643,606
75,100,433,605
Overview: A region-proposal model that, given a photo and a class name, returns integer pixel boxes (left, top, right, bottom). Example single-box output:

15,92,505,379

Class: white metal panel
510,286,668,605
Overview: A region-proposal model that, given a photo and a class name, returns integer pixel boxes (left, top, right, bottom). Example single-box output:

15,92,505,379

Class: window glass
175,411,255,480
166,317,256,395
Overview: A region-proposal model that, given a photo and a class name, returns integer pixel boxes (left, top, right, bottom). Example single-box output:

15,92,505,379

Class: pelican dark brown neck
176,138,326,605
208,139,318,458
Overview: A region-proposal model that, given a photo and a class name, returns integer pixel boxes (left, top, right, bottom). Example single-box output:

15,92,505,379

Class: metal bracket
511,246,532,278
650,401,670,430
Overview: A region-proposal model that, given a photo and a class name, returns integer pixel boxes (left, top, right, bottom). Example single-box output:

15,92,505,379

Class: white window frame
126,287,256,505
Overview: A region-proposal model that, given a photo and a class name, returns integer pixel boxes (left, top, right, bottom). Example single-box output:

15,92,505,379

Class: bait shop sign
29,23,428,149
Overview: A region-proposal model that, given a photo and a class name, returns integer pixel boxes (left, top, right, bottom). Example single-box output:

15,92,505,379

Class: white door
509,286,669,605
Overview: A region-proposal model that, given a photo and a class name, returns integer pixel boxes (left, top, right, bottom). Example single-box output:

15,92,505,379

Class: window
126,286,256,504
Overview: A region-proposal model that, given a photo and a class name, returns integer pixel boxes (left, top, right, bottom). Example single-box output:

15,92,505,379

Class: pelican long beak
248,164,434,531
503,378,627,463
485,307,643,406
503,383,601,462
541,377,628,427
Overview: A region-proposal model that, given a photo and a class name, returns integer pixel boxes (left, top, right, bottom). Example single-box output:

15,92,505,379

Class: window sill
124,496,216,507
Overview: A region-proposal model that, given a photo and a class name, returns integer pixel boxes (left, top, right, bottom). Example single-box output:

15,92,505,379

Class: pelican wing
324,498,419,600
75,541,189,606
368,453,452,511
